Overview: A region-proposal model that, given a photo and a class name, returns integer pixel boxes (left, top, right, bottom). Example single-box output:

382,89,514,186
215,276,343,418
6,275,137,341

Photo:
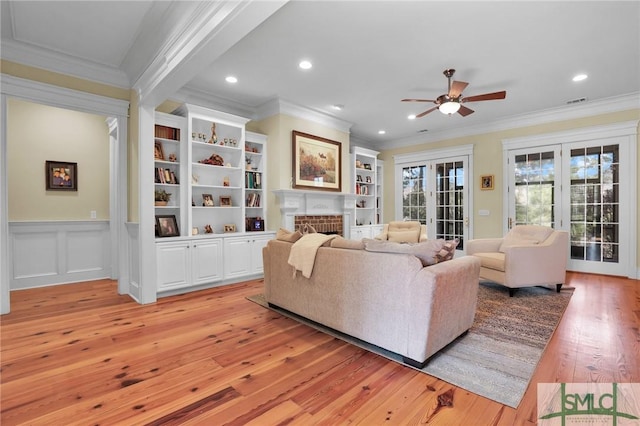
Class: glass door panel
401,165,427,224
511,150,558,228
567,144,620,266
434,161,465,249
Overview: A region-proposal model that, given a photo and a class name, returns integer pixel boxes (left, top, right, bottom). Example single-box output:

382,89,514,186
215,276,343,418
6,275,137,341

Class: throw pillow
276,228,303,243
388,230,419,243
408,239,446,266
364,239,448,266
330,236,365,250
435,239,459,263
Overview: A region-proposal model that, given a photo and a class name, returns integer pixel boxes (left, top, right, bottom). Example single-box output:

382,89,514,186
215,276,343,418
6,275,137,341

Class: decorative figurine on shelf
223,176,230,187
208,123,217,144
245,157,252,171
192,227,199,235
168,153,177,162
204,224,213,234
199,153,224,166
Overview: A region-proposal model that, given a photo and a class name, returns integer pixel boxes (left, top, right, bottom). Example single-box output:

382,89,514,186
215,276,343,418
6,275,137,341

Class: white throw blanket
287,233,338,278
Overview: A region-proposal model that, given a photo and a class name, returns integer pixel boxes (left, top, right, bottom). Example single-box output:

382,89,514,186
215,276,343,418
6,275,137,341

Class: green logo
538,383,640,425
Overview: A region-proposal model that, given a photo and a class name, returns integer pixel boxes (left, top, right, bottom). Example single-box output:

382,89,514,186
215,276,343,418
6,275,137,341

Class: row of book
155,124,180,141
245,192,261,207
155,167,179,185
245,171,262,189
355,183,369,195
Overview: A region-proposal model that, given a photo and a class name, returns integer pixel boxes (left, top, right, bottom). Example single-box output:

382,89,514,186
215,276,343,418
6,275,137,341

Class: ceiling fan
402,68,506,118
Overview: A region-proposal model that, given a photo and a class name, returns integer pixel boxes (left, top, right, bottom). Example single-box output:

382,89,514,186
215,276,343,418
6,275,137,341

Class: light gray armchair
466,225,569,296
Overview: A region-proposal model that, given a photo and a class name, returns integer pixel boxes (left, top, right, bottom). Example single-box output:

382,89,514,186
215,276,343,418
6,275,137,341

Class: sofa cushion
499,226,553,253
472,252,505,271
276,228,303,243
363,238,446,266
435,239,459,263
388,230,420,243
330,236,365,250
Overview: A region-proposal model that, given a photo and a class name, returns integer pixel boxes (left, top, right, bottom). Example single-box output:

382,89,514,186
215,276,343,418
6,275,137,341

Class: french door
505,123,636,277
396,149,471,254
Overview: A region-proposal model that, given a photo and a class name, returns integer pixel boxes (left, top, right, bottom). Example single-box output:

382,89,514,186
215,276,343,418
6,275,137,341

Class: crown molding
255,98,353,134
172,86,255,119
0,39,130,89
373,92,640,151
0,74,129,117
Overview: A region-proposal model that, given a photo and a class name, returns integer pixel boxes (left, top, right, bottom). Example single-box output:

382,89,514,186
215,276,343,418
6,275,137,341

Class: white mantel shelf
273,189,357,237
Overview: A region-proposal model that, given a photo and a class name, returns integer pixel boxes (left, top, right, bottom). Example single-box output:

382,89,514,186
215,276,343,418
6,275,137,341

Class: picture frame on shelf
154,142,165,160
202,194,214,206
246,218,264,232
223,224,236,233
292,130,342,192
156,215,179,237
219,196,232,207
45,161,77,191
364,163,372,170
481,175,494,190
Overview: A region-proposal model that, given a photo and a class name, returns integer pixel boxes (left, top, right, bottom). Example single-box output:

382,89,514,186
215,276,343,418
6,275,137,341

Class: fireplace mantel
273,189,357,237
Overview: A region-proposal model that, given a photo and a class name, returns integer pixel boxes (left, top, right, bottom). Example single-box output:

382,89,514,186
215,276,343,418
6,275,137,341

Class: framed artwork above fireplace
292,130,342,192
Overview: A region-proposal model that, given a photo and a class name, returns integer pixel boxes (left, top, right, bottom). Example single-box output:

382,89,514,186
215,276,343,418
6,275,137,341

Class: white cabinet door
192,239,223,285
350,227,370,240
156,242,190,291
250,236,271,274
223,238,252,279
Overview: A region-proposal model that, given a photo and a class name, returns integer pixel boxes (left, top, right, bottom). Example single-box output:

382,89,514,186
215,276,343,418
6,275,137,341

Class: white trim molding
376,92,640,151
255,98,353,134
9,221,111,290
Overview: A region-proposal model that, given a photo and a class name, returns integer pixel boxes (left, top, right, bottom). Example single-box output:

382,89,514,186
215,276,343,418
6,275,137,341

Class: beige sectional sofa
262,239,481,368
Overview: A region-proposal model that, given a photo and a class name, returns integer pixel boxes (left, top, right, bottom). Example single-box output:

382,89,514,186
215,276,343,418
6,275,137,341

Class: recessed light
299,60,312,70
378,130,386,135
331,104,344,111
408,114,416,120
225,76,238,83
572,74,588,82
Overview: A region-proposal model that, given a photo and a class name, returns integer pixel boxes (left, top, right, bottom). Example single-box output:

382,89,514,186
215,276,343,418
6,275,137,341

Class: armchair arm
466,238,503,254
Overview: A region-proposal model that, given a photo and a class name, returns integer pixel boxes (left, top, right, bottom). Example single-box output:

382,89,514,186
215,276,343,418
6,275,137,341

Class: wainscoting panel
125,222,141,302
9,221,111,290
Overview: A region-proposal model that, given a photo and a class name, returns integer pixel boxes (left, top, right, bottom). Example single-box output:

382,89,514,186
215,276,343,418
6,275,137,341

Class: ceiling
2,1,639,150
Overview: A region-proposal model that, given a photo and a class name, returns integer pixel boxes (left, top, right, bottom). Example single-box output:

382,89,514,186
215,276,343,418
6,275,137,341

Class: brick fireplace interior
294,215,343,235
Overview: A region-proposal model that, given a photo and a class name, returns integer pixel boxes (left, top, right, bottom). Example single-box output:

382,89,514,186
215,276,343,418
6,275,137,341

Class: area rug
246,281,573,408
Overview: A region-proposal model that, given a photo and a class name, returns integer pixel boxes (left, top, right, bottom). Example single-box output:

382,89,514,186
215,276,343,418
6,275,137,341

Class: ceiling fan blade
449,80,468,98
458,105,474,116
462,91,506,103
402,98,436,103
416,106,439,118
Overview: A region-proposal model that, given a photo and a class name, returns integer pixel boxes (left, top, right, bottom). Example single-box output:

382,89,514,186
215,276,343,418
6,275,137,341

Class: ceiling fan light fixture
439,101,461,115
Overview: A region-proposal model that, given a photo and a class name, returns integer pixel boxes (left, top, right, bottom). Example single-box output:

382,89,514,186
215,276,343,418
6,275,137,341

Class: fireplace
273,190,357,238
294,215,343,235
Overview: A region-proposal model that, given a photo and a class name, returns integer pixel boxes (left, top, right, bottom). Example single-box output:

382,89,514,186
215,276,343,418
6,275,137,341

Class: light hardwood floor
1,272,638,425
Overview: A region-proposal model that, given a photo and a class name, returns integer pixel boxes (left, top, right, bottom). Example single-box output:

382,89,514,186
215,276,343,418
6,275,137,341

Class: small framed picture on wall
45,161,77,191
480,175,494,190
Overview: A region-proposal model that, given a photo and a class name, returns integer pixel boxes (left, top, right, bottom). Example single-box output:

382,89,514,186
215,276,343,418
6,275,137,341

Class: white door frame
394,145,474,253
0,75,130,314
503,121,638,278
